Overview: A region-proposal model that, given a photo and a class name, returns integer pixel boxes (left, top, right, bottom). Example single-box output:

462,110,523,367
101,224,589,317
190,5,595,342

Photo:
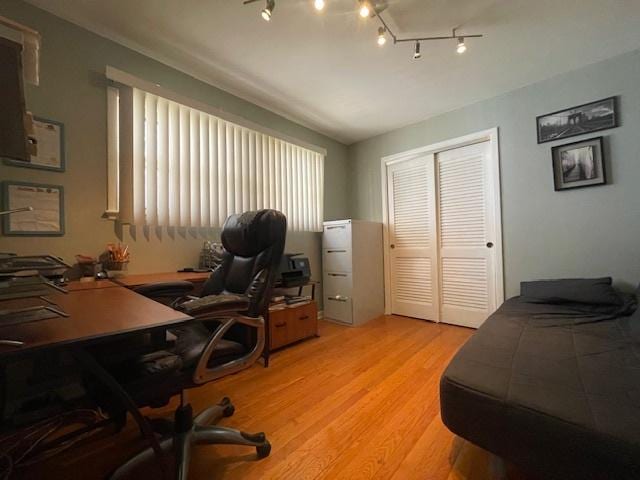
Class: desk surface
0,287,192,356
113,271,211,288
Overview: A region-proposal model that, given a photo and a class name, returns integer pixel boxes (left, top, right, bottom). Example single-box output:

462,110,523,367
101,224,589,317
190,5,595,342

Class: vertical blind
114,86,325,232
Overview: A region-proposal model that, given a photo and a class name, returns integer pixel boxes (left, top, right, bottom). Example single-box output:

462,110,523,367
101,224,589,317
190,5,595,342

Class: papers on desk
2,182,64,235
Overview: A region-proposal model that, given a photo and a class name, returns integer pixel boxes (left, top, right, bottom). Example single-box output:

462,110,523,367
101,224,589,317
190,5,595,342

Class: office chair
106,209,286,480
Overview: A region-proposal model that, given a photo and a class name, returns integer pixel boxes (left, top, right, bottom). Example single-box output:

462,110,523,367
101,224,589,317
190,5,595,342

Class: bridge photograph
537,97,617,143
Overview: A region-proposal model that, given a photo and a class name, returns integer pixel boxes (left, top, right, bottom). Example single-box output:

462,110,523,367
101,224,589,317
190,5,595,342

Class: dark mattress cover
440,297,640,479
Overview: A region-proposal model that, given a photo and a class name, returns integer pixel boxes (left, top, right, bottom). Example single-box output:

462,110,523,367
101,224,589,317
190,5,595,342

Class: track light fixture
359,1,371,18
413,41,421,59
242,1,484,60
377,27,386,46
261,0,275,21
456,37,467,54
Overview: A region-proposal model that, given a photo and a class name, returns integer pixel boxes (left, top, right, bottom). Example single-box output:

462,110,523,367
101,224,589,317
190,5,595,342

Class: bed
440,280,640,479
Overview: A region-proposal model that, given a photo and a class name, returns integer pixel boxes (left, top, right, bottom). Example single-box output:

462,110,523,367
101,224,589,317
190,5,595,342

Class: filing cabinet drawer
323,248,352,273
323,272,353,298
323,222,351,249
324,295,353,325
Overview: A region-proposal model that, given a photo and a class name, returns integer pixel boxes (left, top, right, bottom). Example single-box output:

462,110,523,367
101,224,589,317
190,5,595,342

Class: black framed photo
552,137,606,191
537,97,617,144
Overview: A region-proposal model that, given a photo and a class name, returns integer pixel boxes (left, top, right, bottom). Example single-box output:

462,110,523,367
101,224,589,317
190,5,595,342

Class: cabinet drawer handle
328,273,347,277
326,226,345,230
275,322,286,328
328,296,348,302
327,250,346,254
299,315,310,320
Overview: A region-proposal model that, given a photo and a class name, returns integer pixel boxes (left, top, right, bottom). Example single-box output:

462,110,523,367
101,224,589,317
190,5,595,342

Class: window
106,68,325,232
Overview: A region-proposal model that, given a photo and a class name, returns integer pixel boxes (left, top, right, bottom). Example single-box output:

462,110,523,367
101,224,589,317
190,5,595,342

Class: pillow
520,277,623,306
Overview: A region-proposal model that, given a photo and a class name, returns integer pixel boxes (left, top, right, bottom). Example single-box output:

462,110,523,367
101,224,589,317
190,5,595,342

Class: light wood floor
23,316,530,480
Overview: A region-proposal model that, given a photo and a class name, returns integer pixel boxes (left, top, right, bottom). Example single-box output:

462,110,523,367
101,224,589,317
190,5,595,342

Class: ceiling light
314,0,325,11
413,41,421,59
377,27,386,46
456,37,466,54
262,0,275,21
359,1,371,18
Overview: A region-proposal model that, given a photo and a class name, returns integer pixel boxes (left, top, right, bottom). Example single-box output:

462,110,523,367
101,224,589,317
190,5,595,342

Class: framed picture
2,181,65,236
537,97,617,144
551,137,606,191
3,117,66,172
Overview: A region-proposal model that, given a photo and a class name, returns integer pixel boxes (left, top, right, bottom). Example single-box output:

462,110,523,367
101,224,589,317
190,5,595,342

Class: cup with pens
101,243,130,277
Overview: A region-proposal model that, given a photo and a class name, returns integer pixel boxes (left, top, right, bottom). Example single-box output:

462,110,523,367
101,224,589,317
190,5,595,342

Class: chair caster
219,397,235,417
256,440,271,459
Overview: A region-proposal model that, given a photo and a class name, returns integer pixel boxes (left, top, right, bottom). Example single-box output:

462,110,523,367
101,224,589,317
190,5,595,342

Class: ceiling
26,0,640,144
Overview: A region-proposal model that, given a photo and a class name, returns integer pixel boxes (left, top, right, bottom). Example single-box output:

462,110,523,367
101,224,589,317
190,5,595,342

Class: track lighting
261,0,275,21
242,1,484,60
413,41,421,59
359,1,371,18
456,37,466,54
377,27,386,46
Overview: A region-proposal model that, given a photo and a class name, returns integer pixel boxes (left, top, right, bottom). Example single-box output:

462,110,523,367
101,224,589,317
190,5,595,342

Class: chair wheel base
256,440,271,459
219,397,235,417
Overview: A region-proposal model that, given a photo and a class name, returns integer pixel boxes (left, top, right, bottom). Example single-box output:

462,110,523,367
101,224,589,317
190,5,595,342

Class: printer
275,253,311,287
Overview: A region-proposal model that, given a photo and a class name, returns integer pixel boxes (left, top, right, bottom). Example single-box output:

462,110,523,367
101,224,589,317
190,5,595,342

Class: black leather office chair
106,209,286,480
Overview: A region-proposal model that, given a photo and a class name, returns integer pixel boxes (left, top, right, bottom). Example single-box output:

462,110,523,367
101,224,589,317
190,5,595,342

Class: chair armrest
178,294,250,317
192,313,265,384
134,281,195,300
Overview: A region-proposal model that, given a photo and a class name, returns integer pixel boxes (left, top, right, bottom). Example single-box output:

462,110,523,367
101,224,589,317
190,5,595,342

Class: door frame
380,127,504,316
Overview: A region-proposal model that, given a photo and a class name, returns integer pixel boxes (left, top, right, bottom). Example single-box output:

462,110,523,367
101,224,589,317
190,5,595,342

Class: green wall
3,0,640,305
348,49,640,297
0,0,350,307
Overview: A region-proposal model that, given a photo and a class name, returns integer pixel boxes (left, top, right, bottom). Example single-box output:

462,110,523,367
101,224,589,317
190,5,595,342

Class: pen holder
105,260,129,277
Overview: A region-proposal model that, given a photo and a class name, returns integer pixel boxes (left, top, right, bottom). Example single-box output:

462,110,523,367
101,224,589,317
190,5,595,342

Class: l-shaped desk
0,272,207,476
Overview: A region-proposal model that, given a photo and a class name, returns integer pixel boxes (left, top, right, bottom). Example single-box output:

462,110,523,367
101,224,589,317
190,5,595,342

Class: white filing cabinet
322,219,384,326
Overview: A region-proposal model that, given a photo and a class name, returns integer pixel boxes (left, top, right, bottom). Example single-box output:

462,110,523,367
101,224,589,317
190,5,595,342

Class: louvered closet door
387,155,439,320
437,141,496,328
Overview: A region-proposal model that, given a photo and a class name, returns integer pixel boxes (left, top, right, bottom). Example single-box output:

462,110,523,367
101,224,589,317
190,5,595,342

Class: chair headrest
221,210,287,257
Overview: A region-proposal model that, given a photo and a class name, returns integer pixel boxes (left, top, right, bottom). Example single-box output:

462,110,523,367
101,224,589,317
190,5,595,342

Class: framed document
2,181,65,236
3,117,65,171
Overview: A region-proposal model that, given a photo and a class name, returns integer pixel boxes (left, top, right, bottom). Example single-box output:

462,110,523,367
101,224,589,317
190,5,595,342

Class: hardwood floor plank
20,316,533,480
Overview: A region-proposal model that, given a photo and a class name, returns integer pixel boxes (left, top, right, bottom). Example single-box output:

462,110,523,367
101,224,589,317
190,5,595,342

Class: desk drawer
269,309,290,350
323,223,351,249
323,248,352,273
268,301,318,350
289,302,318,339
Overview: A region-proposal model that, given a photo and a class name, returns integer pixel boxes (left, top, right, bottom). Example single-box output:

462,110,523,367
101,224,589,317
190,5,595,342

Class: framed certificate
3,117,66,172
2,181,65,236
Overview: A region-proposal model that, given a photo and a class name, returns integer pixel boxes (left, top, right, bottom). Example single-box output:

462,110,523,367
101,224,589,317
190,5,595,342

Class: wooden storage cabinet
268,301,318,350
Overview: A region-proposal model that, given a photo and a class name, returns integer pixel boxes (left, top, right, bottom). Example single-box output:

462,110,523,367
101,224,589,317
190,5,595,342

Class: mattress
440,297,640,479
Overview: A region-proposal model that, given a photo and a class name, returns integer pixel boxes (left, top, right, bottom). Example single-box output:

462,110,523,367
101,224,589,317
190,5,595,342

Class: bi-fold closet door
386,140,502,329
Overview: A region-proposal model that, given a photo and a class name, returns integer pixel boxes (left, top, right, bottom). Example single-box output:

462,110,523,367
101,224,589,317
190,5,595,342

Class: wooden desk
65,279,119,291
0,285,193,467
0,287,192,356
114,271,210,288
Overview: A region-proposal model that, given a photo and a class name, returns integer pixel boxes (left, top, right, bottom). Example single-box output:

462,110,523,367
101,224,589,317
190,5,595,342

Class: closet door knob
390,244,395,249
486,242,494,248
